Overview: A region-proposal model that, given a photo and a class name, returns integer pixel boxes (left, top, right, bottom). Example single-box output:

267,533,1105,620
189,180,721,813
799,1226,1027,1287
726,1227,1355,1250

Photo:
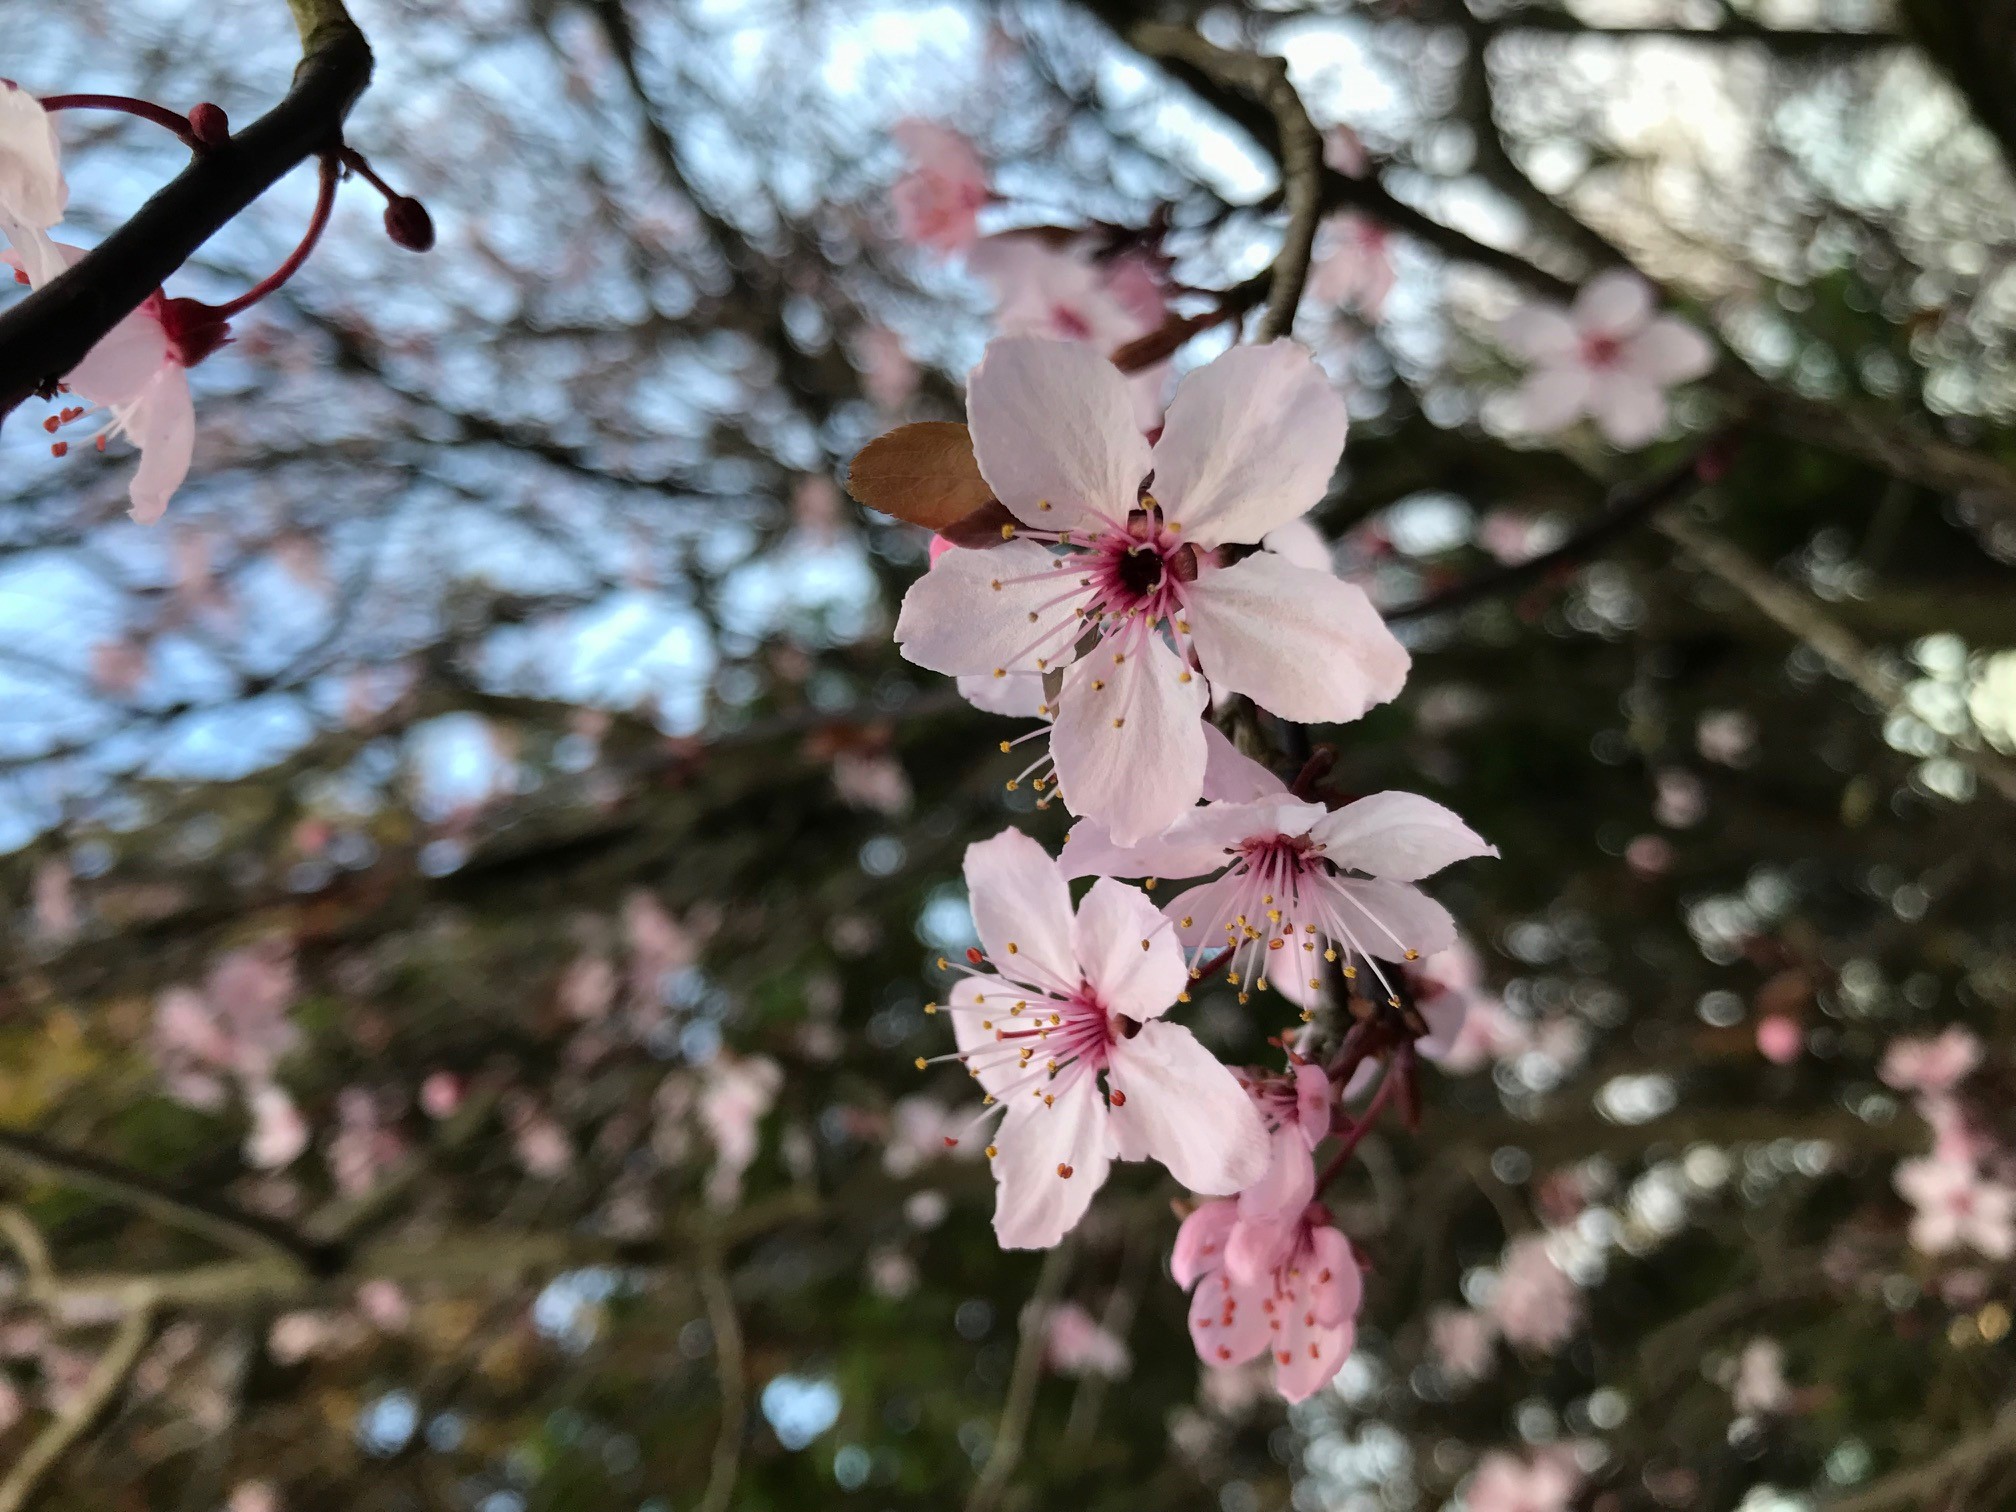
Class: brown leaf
846,422,995,531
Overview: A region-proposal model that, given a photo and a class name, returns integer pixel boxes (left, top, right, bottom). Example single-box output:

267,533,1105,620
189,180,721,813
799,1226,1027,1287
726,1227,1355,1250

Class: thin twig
695,1250,747,1512
967,1238,1075,1512
0,1300,157,1512
1658,514,2016,803
1127,25,1324,340
0,1205,54,1287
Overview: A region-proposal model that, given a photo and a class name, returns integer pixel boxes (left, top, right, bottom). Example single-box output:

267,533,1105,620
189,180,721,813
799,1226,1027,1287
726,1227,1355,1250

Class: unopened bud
383,196,435,253
188,103,230,146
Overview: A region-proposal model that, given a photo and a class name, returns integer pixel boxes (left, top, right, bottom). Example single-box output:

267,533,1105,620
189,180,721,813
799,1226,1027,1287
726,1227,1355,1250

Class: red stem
207,152,339,319
40,93,199,148
1314,1062,1400,1191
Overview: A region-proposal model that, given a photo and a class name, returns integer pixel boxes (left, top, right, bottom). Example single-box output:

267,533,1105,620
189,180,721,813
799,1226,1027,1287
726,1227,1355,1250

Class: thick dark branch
0,3,372,422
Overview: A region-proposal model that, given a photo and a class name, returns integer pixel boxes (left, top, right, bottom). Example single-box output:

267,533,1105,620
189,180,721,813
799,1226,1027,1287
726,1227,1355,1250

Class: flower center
1050,303,1095,342
1086,514,1191,622
1580,332,1623,369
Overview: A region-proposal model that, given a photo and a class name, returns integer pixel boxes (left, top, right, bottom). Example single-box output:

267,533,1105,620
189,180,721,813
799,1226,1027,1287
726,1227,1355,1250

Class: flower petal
950,976,1022,1098
1148,342,1346,549
1184,553,1409,724
1511,364,1592,434
0,84,67,229
991,1068,1111,1249
1306,1225,1363,1328
1058,815,1230,884
127,365,196,525
967,337,1150,534
1326,878,1457,961
1202,720,1288,801
1310,792,1497,881
1293,1061,1331,1147
1574,269,1653,337
1172,1198,1237,1288
1498,304,1579,363
1627,316,1716,383
962,828,1079,993
1588,371,1667,450
1188,1265,1273,1369
1236,1123,1315,1221
896,539,1084,677
1106,1019,1268,1195
1050,635,1208,846
1072,876,1186,1021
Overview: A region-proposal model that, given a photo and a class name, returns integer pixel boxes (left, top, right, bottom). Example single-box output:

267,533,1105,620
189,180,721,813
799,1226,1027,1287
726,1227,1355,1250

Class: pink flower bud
383,196,435,252
1756,1015,1802,1064
188,103,230,146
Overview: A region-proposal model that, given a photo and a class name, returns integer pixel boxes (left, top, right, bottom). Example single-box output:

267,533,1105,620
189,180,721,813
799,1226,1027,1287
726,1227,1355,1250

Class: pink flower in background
31,856,76,942
1895,1155,2016,1258
1464,1449,1580,1512
624,889,696,1015
327,1087,407,1198
0,83,66,287
1062,726,1494,1004
937,829,1267,1248
1174,1196,1362,1403
832,750,913,815
1731,1337,1789,1415
1407,939,1506,1070
891,120,988,252
1489,1234,1582,1352
419,1071,464,1120
1756,1014,1802,1064
1309,214,1394,319
559,952,617,1022
1044,1301,1131,1379
1428,1305,1496,1384
357,1280,411,1332
882,1095,975,1177
1499,270,1715,448
698,1053,782,1208
967,233,1170,426
897,338,1408,844
226,1482,281,1512
152,942,300,1108
243,1082,309,1170
856,324,919,411
510,1108,575,1179
1880,1027,1981,1095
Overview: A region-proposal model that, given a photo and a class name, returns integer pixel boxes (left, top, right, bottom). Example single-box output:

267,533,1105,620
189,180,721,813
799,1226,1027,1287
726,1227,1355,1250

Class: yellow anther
914,1057,927,1070
1140,938,1151,951
1404,949,1420,961
999,741,1012,754
1145,877,1157,890
1180,915,1193,928
985,1144,999,1158
1000,523,1017,539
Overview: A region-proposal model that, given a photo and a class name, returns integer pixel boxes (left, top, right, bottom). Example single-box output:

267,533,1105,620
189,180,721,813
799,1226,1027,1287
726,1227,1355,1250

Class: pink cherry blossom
1463,1449,1580,1512
698,1053,782,1208
1061,726,1495,1005
897,339,1409,844
1895,1155,2016,1258
1231,1061,1332,1239
1488,1233,1582,1352
0,83,66,287
1407,939,1505,1068
1173,1196,1362,1403
967,234,1170,427
890,120,988,252
1755,1014,1802,1064
932,829,1268,1248
419,1071,464,1120
1879,1027,1981,1095
882,1094,976,1177
1499,269,1715,448
1309,213,1394,319
1044,1301,1131,1379
12,243,205,522
1428,1305,1496,1385
243,1082,309,1170
152,942,300,1108
328,1087,407,1198
855,324,919,411
1731,1337,1789,1415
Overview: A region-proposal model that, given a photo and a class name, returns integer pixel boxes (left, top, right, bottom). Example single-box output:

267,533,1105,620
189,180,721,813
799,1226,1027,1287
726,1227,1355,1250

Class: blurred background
5,0,2016,1508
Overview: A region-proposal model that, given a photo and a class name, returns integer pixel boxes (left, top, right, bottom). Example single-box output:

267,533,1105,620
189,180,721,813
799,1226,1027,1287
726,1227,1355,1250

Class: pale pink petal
1058,810,1239,884
1326,878,1457,960
1106,1020,1268,1195
1497,305,1579,363
126,365,196,523
1072,876,1186,1020
1587,370,1668,450
896,539,1084,677
955,669,1050,717
1236,1124,1315,1221
1172,1198,1238,1288
1627,316,1715,383
1148,342,1346,548
1184,553,1409,724
1574,269,1654,337
963,828,1079,993
1224,1204,1300,1284
0,84,66,229
967,337,1151,534
1512,364,1592,433
1202,720,1288,801
992,1069,1110,1248
1272,1315,1352,1402
1306,1226,1363,1327
1050,635,1208,846
243,1083,309,1169
950,976,1021,1098
1309,792,1497,881
1293,1061,1331,1146
1189,1267,1273,1369
1260,518,1332,572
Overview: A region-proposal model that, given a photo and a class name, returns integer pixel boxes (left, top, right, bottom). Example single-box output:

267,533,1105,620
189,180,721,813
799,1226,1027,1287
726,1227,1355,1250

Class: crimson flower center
1580,332,1624,368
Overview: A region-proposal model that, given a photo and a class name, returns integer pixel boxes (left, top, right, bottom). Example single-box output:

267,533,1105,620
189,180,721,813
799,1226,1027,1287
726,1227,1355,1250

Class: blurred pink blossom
1756,1015,1802,1064
890,120,988,252
1428,1305,1496,1385
1044,1301,1131,1379
856,325,919,411
1464,1449,1580,1512
1880,1027,1981,1095
699,1053,783,1208
243,1083,309,1170
1489,1234,1581,1353
1895,1155,2016,1257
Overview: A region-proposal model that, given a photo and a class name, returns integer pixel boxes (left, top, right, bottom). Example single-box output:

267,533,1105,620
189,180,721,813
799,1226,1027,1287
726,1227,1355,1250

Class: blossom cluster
871,124,1530,1404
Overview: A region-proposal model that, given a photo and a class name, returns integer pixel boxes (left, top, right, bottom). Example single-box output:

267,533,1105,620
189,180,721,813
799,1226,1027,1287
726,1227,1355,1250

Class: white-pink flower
1173,1194,1362,1403
1043,1301,1131,1379
1489,1233,1583,1353
1062,724,1494,1003
1895,1155,2016,1258
1500,270,1715,448
1880,1027,1981,1095
1428,1304,1496,1385
0,83,66,287
891,120,988,253
933,829,1268,1249
897,338,1409,844
1309,213,1394,319
1463,1449,1580,1512
243,1082,309,1170
698,1052,782,1209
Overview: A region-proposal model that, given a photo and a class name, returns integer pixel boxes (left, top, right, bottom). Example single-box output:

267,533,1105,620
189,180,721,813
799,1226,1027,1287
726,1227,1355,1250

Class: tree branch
0,1301,156,1512
0,1,373,422
967,1237,1074,1512
695,1249,748,1512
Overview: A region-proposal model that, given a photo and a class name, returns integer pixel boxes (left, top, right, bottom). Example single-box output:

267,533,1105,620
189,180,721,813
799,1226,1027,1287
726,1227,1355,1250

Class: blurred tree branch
0,1301,156,1512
